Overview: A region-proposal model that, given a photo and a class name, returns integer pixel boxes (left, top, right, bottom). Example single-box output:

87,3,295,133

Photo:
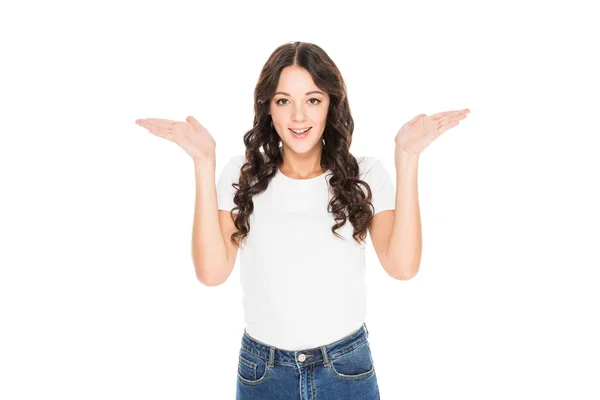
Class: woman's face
269,65,330,155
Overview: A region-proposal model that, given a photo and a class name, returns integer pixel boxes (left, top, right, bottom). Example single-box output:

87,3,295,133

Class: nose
291,104,308,122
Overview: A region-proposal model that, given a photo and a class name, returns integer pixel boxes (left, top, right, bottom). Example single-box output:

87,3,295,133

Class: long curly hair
229,41,377,248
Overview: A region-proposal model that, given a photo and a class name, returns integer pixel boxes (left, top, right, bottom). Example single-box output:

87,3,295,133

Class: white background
1,0,598,399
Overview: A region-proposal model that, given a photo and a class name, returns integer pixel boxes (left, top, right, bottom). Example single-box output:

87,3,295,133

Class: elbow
194,262,225,287
388,263,419,280
390,272,415,281
197,273,225,287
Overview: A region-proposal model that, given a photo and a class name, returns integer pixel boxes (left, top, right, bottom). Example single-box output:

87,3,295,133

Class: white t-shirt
216,154,396,350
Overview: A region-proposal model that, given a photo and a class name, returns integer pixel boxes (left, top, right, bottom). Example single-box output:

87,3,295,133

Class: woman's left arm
386,108,471,279
385,152,422,279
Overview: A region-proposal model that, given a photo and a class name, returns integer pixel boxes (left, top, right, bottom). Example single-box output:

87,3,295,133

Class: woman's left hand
394,109,470,156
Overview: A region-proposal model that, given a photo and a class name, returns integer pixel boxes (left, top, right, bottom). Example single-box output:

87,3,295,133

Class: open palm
135,115,216,162
395,109,470,156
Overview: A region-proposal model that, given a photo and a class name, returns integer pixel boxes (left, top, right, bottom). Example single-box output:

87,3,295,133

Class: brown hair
229,41,377,248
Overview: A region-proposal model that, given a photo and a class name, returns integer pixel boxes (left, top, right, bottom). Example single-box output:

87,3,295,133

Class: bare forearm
191,158,228,284
386,152,422,279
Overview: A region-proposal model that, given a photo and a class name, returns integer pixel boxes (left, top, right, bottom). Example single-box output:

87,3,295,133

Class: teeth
291,127,310,134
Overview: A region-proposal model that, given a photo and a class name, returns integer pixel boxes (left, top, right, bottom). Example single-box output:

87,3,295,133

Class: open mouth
289,127,312,138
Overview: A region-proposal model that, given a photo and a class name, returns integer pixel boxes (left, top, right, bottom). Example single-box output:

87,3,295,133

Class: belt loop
268,347,275,368
320,345,329,367
364,322,369,337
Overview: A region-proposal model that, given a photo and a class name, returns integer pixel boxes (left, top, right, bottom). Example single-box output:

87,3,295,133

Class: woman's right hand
135,115,216,162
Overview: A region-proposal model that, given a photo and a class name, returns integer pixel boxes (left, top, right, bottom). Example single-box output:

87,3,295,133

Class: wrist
194,156,216,169
395,148,419,165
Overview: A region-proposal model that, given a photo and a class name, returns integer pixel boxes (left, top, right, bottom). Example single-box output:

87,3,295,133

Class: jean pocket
237,348,271,386
328,340,375,381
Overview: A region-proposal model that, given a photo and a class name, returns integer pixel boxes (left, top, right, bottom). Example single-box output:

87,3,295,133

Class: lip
289,127,312,131
289,126,312,139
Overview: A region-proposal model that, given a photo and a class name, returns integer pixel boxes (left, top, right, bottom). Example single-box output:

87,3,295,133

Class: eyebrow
274,91,323,96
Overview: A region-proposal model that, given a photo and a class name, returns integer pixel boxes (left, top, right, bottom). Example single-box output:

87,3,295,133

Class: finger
412,113,426,121
139,118,181,125
429,111,453,120
431,109,468,121
437,120,459,133
186,115,205,131
148,127,175,142
437,117,461,130
143,120,181,130
438,112,469,125
137,120,176,142
136,119,159,127
408,113,426,128
138,120,185,135
435,111,470,127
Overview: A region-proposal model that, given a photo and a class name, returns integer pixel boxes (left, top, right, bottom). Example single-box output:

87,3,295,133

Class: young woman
135,41,469,399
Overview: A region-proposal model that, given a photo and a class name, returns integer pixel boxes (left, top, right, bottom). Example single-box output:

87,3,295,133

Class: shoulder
221,154,246,173
217,154,246,183
356,155,383,178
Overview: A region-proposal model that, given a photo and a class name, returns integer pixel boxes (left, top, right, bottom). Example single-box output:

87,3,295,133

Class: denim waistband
240,322,370,368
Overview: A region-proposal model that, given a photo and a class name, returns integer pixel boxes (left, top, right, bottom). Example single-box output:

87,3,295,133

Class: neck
279,143,325,178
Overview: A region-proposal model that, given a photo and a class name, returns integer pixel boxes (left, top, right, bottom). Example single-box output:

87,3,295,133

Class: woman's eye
275,98,321,106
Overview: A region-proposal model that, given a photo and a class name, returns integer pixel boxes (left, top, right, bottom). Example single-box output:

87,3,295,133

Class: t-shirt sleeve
216,155,243,212
362,158,396,215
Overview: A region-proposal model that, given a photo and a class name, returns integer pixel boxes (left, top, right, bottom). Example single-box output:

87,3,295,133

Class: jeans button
298,354,306,362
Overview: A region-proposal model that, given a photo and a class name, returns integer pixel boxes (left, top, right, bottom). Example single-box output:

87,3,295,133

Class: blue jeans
236,322,380,399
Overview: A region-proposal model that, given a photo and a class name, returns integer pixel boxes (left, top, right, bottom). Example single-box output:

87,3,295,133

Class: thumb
409,113,427,126
186,115,204,130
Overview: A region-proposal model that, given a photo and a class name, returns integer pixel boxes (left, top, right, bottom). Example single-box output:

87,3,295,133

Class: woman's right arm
135,115,236,286
192,157,240,286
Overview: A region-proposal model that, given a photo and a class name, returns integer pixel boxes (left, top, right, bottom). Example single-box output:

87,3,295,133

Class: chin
282,142,320,153
284,136,323,149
